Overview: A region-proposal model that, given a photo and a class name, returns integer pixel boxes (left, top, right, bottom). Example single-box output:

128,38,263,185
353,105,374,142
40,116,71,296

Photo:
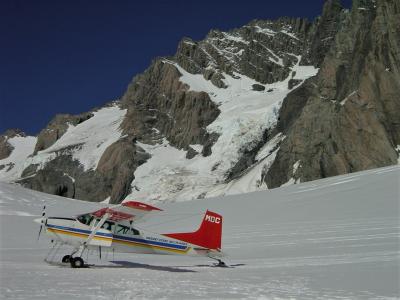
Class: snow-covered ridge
25,104,127,173
253,24,300,41
221,32,250,45
254,25,277,36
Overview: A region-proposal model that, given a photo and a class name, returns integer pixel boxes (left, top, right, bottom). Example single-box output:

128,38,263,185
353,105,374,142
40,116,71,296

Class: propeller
36,203,47,240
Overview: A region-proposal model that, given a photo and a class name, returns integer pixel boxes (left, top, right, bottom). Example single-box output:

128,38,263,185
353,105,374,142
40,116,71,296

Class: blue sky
0,0,352,135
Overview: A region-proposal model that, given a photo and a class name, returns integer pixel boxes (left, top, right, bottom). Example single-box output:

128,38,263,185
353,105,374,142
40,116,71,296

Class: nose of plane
34,217,43,224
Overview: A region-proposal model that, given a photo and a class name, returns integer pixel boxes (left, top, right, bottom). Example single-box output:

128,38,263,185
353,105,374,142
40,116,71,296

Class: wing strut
83,212,110,247
70,212,111,258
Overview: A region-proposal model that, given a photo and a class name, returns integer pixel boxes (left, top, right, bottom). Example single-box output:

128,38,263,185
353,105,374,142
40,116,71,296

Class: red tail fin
164,210,222,250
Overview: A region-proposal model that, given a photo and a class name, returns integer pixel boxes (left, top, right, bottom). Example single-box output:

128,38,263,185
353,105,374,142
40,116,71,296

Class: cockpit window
114,224,140,235
77,214,93,226
101,221,115,232
116,224,129,234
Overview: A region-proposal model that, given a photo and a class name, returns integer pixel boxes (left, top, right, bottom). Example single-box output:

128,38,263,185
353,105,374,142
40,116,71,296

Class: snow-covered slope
0,104,127,187
1,166,399,299
0,135,37,181
25,104,127,173
125,57,318,202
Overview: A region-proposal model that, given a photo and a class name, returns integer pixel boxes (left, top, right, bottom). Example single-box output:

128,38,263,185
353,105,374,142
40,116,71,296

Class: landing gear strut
62,255,85,268
214,259,227,267
61,255,71,263
70,257,84,268
208,255,227,267
63,244,87,268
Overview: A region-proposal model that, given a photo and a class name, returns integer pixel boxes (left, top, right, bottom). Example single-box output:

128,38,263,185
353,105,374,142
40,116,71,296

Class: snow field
1,166,399,299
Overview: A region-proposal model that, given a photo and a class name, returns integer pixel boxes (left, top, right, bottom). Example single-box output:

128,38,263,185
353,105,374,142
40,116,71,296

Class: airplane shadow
102,260,197,273
192,263,246,268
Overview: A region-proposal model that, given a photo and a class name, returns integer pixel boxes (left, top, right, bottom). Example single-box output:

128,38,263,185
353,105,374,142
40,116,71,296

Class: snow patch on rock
0,135,37,181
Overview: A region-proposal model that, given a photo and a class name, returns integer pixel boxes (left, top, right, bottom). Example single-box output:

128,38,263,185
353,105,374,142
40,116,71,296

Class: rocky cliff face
1,0,398,204
265,0,400,187
120,60,220,151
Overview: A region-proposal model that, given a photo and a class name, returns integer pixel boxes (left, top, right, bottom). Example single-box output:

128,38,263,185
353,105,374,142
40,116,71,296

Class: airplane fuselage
44,217,204,256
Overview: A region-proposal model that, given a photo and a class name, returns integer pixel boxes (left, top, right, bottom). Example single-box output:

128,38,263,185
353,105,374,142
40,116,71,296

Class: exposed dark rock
20,137,150,203
2,163,15,172
96,138,150,203
174,17,312,85
288,79,303,89
202,67,227,88
0,139,13,160
226,129,271,181
120,59,221,150
19,156,81,199
252,84,265,91
276,79,317,133
202,132,220,157
210,72,227,88
21,164,39,178
186,147,198,159
302,0,347,66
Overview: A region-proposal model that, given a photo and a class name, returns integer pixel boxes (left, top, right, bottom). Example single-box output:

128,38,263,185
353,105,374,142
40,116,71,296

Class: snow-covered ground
1,166,399,299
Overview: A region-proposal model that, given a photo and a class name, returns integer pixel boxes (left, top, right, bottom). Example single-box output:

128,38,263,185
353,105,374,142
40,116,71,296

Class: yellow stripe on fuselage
112,238,191,254
47,228,112,242
47,228,191,254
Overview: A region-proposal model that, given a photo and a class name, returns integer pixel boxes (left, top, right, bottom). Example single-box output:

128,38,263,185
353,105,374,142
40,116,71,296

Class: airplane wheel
62,255,71,263
70,257,84,268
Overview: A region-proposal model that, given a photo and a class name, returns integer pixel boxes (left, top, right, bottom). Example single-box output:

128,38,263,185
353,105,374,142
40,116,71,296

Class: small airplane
34,201,225,268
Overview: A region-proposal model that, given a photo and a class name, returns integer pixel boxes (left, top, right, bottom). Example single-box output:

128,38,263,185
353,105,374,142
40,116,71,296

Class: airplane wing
83,201,163,223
